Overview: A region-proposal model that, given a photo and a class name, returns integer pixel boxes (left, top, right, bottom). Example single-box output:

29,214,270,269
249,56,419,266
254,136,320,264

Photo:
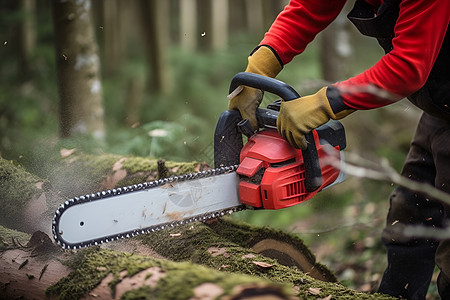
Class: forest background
0,0,431,297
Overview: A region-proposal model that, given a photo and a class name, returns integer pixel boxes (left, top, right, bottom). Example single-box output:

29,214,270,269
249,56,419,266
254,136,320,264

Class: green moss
47,247,157,300
0,225,31,251
120,156,158,174
164,160,204,176
0,158,43,226
47,247,286,300
120,285,153,300
139,220,396,299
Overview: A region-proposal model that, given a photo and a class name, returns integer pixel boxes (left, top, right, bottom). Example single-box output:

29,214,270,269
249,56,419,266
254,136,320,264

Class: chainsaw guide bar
52,165,244,250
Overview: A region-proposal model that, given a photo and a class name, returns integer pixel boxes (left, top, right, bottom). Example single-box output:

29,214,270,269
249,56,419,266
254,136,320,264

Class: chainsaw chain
52,165,244,250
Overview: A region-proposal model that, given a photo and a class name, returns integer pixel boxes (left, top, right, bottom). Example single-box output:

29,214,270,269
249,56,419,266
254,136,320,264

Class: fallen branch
324,149,450,240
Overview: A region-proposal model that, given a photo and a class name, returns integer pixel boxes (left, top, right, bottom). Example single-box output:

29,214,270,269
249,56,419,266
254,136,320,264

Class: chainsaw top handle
229,72,322,192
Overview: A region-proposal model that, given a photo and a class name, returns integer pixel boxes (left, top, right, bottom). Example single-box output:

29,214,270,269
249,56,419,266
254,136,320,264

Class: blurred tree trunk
180,0,197,51
17,0,36,77
262,0,285,31
138,0,171,93
101,0,123,77
229,0,246,36
211,0,228,51
320,10,352,82
52,0,105,140
245,0,264,35
197,0,213,51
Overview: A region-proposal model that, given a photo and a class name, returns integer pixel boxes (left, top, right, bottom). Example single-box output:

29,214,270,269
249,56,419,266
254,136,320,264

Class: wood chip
60,148,76,158
307,287,322,295
207,247,230,258
252,261,273,268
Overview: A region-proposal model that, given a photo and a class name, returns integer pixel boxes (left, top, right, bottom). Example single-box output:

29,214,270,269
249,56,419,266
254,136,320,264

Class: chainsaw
52,73,347,249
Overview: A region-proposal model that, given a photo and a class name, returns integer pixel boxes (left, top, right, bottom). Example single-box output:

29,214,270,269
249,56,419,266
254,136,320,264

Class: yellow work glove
228,46,283,129
277,87,355,149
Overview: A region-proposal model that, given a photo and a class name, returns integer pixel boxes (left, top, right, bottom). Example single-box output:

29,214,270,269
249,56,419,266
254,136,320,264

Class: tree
17,0,36,77
138,0,171,93
179,0,197,52
52,0,105,140
320,7,352,82
211,0,229,51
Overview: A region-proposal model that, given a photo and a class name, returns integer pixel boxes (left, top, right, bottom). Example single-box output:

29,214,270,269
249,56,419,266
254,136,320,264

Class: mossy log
0,155,396,299
0,153,207,234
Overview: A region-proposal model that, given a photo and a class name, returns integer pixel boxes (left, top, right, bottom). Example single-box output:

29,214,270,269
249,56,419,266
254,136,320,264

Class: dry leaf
190,283,224,300
170,233,181,237
252,261,273,268
60,148,76,158
207,247,230,258
307,287,322,295
102,158,127,189
96,267,107,272
113,158,127,171
241,254,256,259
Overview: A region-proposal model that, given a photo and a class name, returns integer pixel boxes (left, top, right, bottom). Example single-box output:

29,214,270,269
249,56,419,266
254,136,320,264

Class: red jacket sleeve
337,0,450,110
261,0,450,110
260,0,346,64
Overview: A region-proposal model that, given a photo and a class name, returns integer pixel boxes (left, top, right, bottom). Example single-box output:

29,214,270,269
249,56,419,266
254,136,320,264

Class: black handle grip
229,72,300,101
229,72,322,192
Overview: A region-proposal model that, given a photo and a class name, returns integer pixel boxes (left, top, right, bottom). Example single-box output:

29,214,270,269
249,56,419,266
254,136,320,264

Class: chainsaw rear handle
228,72,322,192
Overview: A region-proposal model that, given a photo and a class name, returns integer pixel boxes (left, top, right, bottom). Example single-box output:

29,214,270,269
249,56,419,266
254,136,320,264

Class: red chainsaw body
236,129,341,210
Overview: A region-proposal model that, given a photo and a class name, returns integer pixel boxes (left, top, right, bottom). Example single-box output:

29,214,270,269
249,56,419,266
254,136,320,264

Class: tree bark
180,0,197,52
320,14,352,82
197,0,213,51
17,0,36,76
211,0,229,51
100,0,123,77
245,0,264,36
52,0,105,140
138,0,171,93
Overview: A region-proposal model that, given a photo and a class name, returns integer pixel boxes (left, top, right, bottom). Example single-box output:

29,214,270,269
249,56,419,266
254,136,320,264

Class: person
228,1,450,299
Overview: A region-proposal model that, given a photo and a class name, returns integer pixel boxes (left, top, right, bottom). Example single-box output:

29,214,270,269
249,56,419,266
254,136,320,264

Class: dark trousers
378,113,450,300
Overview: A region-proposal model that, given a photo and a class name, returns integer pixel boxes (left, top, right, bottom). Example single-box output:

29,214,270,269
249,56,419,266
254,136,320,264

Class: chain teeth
52,165,242,250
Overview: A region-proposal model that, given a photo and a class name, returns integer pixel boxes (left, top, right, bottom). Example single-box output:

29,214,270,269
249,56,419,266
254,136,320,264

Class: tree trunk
320,6,352,82
138,0,171,93
245,0,264,35
17,0,36,77
124,76,144,127
211,0,229,51
197,0,213,51
52,0,105,140
229,0,246,36
180,0,197,52
100,0,123,77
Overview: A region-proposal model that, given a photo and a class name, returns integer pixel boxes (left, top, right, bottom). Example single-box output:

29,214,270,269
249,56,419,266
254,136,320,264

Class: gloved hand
277,87,355,149
228,46,282,129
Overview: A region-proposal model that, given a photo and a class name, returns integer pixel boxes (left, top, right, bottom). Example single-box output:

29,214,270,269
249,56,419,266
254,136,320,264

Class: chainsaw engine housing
237,126,344,209
214,108,346,210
